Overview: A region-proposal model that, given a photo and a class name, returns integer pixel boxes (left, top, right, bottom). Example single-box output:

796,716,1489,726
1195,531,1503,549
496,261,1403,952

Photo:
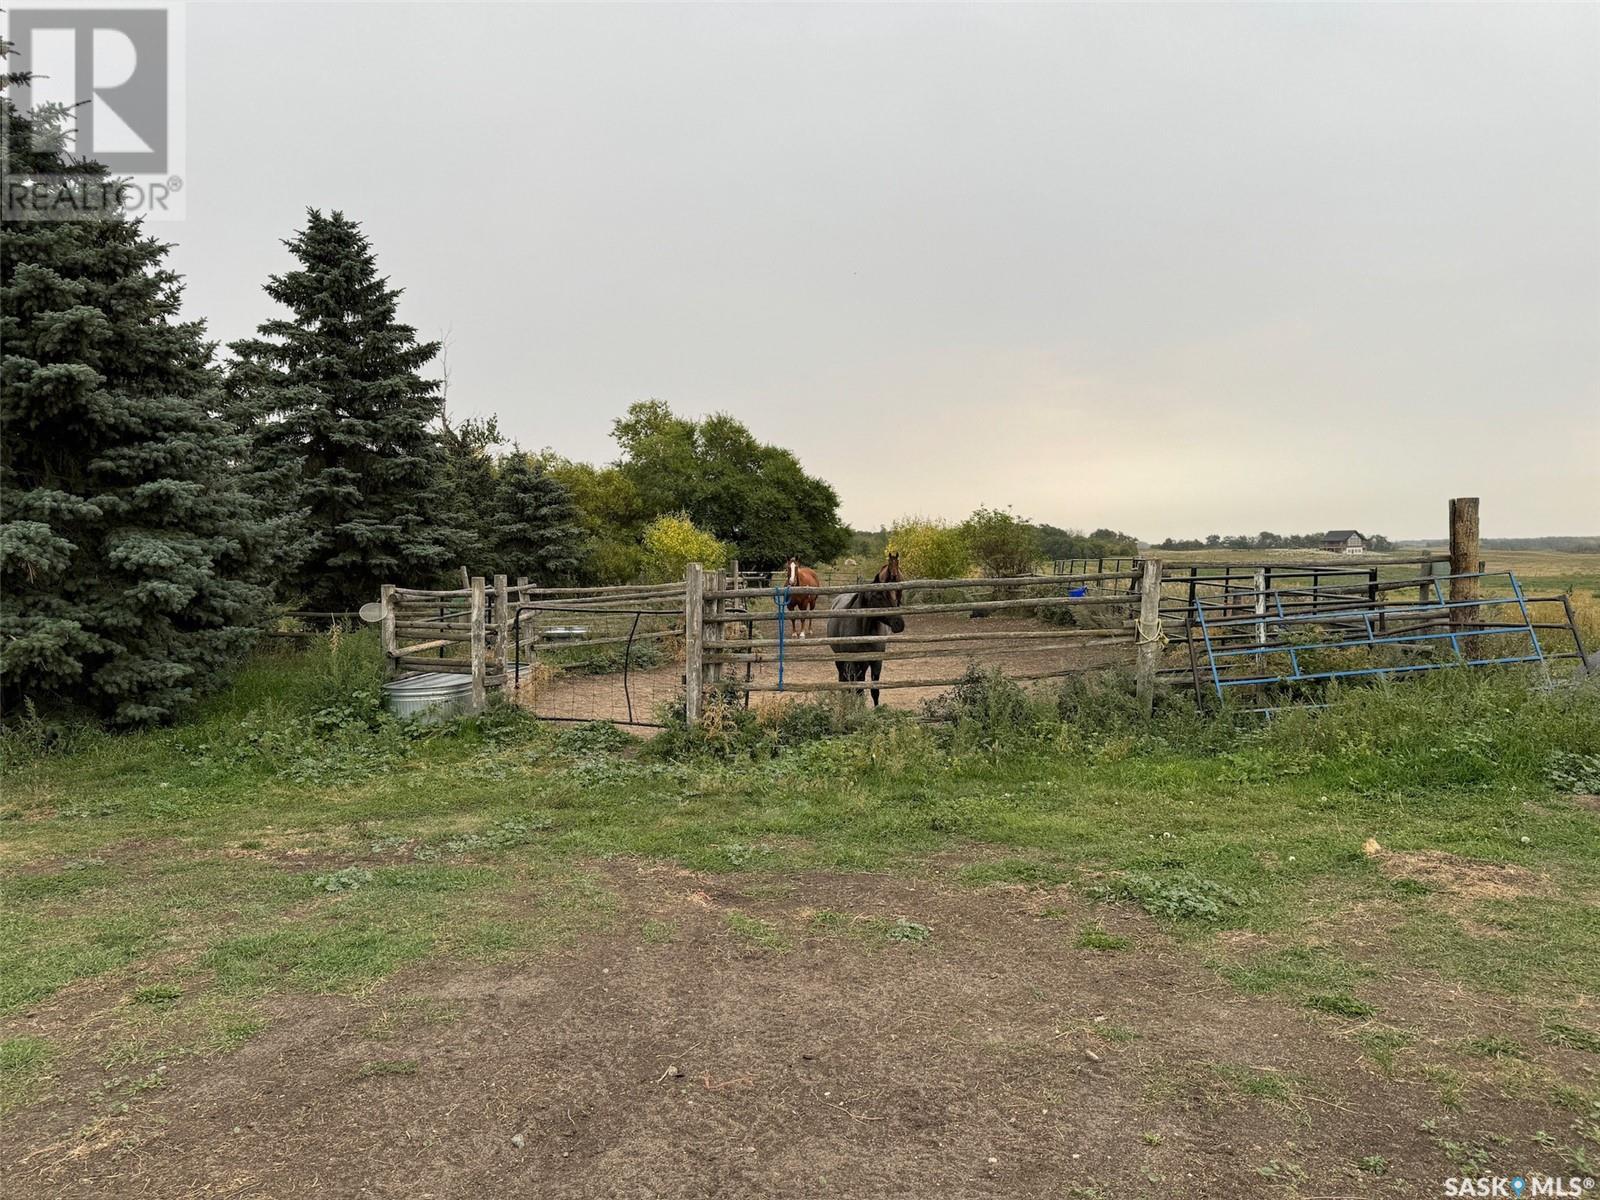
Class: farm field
1149,548,1600,603
3,633,1599,1198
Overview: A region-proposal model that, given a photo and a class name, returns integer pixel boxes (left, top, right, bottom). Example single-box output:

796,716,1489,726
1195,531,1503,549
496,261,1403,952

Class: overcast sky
168,2,1598,539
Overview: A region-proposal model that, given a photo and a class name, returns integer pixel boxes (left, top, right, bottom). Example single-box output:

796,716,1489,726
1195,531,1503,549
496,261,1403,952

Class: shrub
1093,871,1254,922
887,517,971,581
923,666,1056,750
958,506,1040,578
640,513,728,583
646,688,892,761
1056,669,1211,739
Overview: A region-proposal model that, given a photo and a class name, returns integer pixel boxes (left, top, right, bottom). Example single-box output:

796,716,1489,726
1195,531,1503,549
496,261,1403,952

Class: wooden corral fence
370,498,1575,724
376,576,688,721
684,560,1175,721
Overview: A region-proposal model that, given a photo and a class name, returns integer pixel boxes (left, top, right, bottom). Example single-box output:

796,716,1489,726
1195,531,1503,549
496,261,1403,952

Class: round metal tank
382,672,474,723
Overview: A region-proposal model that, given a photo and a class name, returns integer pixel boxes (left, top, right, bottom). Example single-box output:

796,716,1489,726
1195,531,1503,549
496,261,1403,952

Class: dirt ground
6,861,1585,1199
517,612,1149,726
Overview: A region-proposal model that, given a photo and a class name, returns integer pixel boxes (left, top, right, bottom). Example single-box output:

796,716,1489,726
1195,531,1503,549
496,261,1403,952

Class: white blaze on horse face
787,560,797,587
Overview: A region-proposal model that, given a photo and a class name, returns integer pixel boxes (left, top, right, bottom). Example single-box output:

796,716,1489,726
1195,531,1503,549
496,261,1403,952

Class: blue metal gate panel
1190,571,1550,701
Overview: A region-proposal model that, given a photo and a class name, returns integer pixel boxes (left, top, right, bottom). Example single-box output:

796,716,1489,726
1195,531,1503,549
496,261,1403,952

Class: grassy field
3,615,1599,1195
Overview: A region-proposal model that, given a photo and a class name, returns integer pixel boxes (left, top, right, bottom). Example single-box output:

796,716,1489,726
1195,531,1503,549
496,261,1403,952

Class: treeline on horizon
850,524,1140,568
1396,536,1600,553
1151,531,1396,552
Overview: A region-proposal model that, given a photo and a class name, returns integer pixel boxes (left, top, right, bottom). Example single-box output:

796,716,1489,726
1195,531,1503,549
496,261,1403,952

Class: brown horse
826,553,905,706
784,556,821,637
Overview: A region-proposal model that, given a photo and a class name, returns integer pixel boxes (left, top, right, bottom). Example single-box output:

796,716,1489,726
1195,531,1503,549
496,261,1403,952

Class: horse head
875,553,903,608
864,554,905,633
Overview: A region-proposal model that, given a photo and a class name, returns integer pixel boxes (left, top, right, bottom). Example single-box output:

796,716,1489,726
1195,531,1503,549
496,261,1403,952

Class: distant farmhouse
1322,530,1369,555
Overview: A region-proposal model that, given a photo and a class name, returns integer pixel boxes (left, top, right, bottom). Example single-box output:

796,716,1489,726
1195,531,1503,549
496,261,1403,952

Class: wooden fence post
469,575,487,712
1135,558,1164,715
706,567,725,688
1449,497,1480,641
684,563,704,724
492,574,509,684
380,584,397,678
1252,567,1267,647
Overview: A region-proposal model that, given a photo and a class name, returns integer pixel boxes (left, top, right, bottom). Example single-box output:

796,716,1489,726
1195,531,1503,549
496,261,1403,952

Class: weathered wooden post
492,574,509,685
509,577,528,687
380,584,397,679
684,562,705,724
1253,567,1267,647
705,567,725,688
1449,497,1480,642
469,575,487,712
1135,558,1164,715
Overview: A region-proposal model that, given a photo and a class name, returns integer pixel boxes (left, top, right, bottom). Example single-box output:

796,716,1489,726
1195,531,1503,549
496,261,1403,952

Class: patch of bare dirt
1362,838,1552,903
3,863,1585,1199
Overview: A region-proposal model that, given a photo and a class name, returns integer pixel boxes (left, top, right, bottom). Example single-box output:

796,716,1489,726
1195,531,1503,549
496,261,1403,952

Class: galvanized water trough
382,672,474,723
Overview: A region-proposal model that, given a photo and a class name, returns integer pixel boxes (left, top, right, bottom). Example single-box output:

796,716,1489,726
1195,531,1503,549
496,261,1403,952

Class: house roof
1324,530,1365,541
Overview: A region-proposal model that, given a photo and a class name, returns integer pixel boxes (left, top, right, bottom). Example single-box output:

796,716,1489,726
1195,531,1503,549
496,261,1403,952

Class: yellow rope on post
1135,618,1169,647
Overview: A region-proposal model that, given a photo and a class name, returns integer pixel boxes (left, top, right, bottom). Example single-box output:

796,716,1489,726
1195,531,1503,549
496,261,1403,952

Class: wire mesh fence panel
508,597,686,727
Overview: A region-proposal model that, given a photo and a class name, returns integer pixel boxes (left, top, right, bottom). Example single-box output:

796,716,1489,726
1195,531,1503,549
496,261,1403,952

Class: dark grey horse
825,554,905,706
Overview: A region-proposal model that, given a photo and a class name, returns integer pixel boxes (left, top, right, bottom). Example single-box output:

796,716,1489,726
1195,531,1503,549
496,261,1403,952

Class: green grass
0,1036,55,1115
1216,945,1369,999
1306,992,1377,1018
1542,1021,1600,1055
1211,1063,1295,1104
957,860,1072,889
1460,1034,1527,1059
1,639,1597,1121
1075,925,1132,951
1354,1026,1417,1073
808,910,934,946
726,912,790,952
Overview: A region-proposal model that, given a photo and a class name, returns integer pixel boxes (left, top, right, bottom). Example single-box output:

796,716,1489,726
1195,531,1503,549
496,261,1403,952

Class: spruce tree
228,210,461,610
0,51,293,724
492,454,587,585
438,411,501,577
